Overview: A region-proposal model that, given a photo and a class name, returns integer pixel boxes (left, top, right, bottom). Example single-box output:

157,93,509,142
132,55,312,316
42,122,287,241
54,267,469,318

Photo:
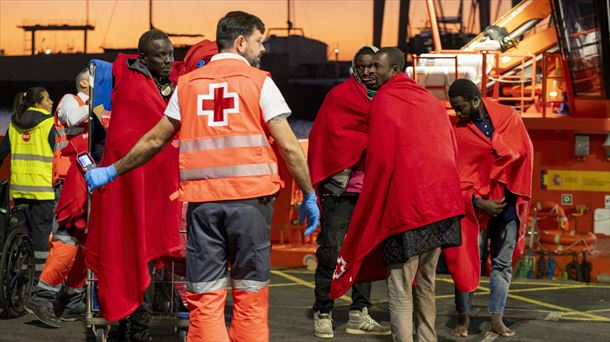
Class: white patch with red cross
197,82,239,127
332,256,348,280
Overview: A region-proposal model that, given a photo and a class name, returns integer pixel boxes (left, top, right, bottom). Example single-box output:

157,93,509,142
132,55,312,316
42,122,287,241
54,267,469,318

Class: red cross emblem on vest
22,131,31,142
197,82,239,127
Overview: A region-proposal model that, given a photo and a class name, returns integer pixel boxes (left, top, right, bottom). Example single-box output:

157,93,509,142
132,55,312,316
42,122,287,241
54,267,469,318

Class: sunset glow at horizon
1,0,511,60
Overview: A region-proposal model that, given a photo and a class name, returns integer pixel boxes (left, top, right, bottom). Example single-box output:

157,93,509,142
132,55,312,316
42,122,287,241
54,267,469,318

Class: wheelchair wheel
0,224,35,318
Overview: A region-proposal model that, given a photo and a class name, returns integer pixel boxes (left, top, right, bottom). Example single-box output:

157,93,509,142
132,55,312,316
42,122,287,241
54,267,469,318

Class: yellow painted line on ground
272,269,315,274
270,270,352,302
436,294,457,299
507,293,610,322
561,316,610,322
562,308,610,316
437,276,610,288
507,284,599,293
269,282,302,288
436,278,455,284
476,283,610,322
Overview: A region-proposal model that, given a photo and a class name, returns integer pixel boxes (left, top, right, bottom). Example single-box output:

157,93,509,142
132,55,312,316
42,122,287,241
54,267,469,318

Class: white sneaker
346,307,391,335
313,311,334,339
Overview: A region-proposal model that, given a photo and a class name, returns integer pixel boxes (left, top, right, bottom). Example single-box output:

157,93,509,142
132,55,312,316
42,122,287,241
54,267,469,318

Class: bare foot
451,313,470,337
490,313,515,337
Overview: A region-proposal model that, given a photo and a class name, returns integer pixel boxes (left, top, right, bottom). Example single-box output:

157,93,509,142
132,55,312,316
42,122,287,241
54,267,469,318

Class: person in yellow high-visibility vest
24,69,91,329
0,87,57,325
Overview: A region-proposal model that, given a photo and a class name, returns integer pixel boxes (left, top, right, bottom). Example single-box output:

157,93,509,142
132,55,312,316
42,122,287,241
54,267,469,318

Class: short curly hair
138,29,170,53
448,79,481,101
377,47,406,72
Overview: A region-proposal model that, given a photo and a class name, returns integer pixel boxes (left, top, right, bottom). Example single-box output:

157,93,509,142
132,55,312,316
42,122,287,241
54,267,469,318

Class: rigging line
101,0,118,47
195,1,214,35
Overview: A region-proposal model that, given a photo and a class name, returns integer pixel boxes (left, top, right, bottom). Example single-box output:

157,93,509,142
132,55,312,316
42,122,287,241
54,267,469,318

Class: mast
149,0,154,30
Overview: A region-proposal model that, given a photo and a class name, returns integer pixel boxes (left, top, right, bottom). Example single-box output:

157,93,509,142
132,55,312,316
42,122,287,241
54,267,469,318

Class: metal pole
31,31,35,55
373,0,385,48
85,0,89,53
88,62,95,154
287,0,291,36
149,0,154,30
425,0,442,52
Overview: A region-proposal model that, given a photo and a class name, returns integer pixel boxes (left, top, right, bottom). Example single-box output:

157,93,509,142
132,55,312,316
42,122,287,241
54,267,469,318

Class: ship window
557,0,604,97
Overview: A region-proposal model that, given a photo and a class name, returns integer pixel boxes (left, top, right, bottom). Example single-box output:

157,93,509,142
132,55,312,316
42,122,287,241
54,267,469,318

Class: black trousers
13,198,54,278
120,261,155,342
313,194,372,314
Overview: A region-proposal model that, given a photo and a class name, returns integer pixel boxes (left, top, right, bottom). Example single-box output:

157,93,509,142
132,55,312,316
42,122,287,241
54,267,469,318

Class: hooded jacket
0,109,57,163
308,45,378,195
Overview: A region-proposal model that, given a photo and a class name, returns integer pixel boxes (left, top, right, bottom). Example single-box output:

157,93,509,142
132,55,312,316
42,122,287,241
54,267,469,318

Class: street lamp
334,47,340,80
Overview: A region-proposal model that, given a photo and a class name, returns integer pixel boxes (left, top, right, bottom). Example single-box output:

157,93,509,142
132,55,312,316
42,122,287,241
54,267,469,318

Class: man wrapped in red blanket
308,45,391,338
86,30,182,340
330,47,464,342
445,79,533,338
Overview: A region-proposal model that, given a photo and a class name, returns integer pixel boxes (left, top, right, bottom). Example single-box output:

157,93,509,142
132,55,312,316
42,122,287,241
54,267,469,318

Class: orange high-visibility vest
53,94,88,184
176,58,281,203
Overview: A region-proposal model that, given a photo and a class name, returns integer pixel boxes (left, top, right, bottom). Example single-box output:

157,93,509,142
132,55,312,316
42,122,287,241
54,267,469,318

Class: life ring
539,229,596,244
540,242,588,254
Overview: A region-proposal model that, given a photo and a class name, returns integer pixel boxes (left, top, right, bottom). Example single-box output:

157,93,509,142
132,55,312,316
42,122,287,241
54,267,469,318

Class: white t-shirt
164,53,291,123
56,92,89,127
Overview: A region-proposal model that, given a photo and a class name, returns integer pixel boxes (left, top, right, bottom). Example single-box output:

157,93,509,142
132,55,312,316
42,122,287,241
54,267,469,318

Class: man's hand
475,197,506,217
85,164,118,191
301,192,321,236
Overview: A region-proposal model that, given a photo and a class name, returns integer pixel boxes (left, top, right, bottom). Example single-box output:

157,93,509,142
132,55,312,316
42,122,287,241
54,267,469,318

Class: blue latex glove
85,164,118,191
300,191,321,236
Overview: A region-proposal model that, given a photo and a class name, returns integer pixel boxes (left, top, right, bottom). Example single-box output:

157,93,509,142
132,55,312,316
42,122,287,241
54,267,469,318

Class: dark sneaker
59,308,85,322
59,289,86,321
25,300,62,328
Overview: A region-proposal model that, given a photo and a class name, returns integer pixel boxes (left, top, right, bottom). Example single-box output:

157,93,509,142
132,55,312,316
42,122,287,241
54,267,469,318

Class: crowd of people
0,9,534,342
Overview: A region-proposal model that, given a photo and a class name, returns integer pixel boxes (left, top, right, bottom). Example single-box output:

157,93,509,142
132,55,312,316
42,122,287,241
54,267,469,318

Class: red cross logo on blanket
197,82,239,127
332,256,347,280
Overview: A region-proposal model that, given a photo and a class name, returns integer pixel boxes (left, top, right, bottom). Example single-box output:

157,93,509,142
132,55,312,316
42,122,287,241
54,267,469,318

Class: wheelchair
0,180,35,318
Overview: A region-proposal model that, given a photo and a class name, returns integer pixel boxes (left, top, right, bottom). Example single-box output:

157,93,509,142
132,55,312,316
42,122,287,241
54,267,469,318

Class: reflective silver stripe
180,163,277,181
187,277,230,293
34,251,49,259
10,184,54,193
232,279,269,291
57,127,86,136
52,234,79,245
180,134,270,153
54,140,69,150
38,280,62,292
66,287,84,294
11,154,53,163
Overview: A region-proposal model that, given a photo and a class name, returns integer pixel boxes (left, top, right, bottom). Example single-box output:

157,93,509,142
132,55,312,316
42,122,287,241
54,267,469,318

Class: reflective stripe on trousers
186,198,273,288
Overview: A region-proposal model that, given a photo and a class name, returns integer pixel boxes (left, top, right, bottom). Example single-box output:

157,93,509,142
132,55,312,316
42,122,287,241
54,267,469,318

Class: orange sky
0,0,511,60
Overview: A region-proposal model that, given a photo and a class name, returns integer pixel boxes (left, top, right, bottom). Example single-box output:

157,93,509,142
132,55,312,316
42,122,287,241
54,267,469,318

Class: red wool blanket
444,98,533,292
86,54,182,321
330,73,464,299
308,76,371,190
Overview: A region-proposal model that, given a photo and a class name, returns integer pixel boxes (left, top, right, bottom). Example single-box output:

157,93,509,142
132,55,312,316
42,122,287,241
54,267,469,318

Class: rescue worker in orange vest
53,67,90,183
25,68,90,328
85,11,320,342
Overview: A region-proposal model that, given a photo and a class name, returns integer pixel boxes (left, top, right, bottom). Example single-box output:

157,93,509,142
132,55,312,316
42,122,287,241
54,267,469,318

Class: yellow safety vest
8,107,55,200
